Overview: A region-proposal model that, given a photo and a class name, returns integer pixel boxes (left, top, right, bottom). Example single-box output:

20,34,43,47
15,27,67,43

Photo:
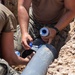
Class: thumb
28,35,33,42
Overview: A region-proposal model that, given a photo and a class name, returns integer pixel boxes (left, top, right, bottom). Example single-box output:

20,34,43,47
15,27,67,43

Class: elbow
70,9,75,17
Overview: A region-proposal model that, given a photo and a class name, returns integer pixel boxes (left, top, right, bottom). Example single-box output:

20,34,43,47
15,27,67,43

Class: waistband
29,15,57,29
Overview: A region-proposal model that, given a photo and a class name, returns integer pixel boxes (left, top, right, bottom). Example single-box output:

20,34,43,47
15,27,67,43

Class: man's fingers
30,52,35,58
41,37,49,43
17,56,29,65
24,52,35,61
22,41,30,50
29,35,33,42
48,39,52,44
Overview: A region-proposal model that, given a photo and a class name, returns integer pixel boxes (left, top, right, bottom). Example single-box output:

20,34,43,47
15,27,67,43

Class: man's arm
55,0,75,31
18,0,32,34
18,0,32,49
47,0,75,44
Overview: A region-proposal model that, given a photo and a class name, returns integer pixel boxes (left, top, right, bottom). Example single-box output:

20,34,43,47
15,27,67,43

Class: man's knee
0,64,7,75
0,59,20,75
14,25,23,51
0,59,8,75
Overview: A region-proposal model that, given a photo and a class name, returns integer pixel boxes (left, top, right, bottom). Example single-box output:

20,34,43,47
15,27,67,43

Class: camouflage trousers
14,16,70,54
0,59,20,75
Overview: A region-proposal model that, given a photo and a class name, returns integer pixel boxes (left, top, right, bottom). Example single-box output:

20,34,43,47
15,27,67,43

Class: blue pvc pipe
21,44,57,75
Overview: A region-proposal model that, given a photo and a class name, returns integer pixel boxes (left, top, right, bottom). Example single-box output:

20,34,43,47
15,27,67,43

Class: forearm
18,6,29,34
55,0,75,31
55,10,75,31
18,0,32,35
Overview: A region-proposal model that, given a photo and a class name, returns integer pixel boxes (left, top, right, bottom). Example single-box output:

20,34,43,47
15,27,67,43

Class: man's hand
41,27,57,44
21,32,33,50
14,51,35,66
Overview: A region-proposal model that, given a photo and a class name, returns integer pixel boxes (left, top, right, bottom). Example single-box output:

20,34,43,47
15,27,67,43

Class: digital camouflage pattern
0,59,20,75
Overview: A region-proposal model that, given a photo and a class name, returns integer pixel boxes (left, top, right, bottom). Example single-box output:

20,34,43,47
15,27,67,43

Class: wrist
51,26,60,35
21,32,28,37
